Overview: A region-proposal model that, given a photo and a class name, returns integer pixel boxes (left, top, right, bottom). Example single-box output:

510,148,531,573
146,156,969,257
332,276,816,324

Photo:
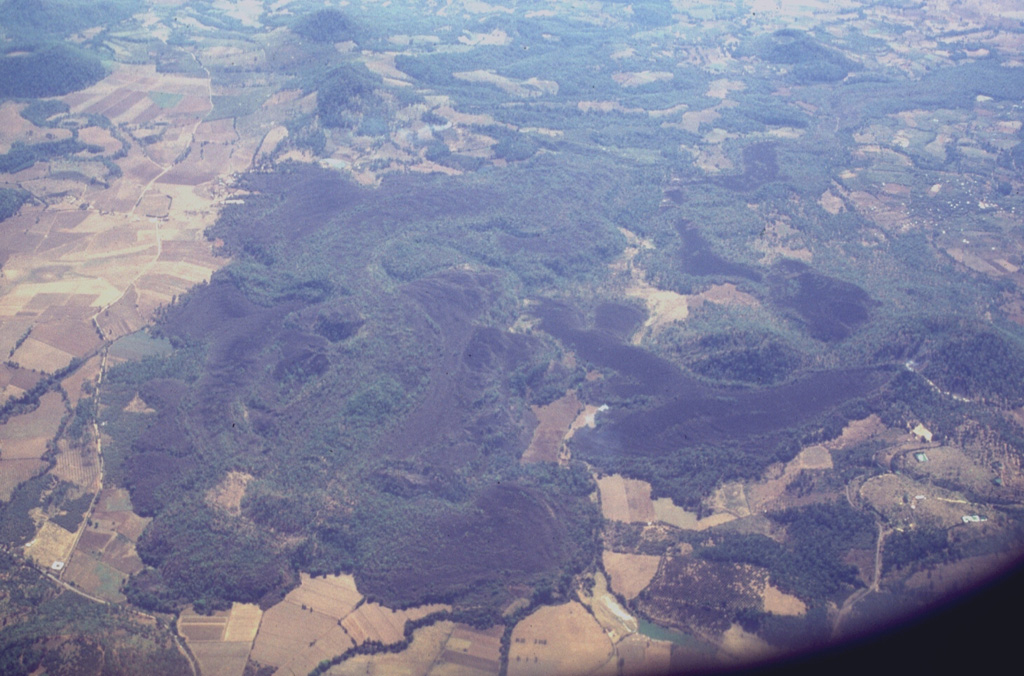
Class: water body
637,618,718,655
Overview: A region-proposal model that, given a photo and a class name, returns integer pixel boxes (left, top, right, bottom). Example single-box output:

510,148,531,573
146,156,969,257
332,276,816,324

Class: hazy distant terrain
1,1,1024,674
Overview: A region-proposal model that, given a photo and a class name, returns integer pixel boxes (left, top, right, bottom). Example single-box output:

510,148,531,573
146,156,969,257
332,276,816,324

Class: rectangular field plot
597,474,656,523
62,550,127,603
438,624,503,674
189,642,251,676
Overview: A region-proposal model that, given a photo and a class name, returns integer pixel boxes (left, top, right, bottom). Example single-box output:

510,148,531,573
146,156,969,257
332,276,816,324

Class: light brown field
206,471,253,515
286,573,364,618
344,602,449,646
250,600,350,672
613,71,673,88
830,415,888,450
859,473,987,529
0,102,73,153
566,404,604,440
507,602,615,676
24,519,77,569
329,621,456,676
123,393,155,414
189,642,252,676
178,602,263,676
255,125,289,163
674,108,720,134
625,287,689,341
603,550,661,600
652,498,735,531
30,319,103,358
0,437,50,460
902,444,997,493
435,623,503,675
746,443,836,513
690,283,760,309
252,571,447,674
761,584,806,616
597,474,656,523
522,391,581,463
578,100,645,114
0,391,65,446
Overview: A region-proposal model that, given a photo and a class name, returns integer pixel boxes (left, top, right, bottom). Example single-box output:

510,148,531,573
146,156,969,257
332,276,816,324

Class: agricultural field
250,572,447,676
507,603,615,676
603,551,661,601
178,602,262,676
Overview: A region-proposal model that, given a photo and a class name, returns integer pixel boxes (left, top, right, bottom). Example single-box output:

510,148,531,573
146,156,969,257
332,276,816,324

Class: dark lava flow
534,300,890,462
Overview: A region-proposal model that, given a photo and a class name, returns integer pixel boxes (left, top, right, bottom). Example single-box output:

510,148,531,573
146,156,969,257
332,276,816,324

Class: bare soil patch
761,583,806,616
522,391,581,463
0,437,50,460
206,471,252,515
